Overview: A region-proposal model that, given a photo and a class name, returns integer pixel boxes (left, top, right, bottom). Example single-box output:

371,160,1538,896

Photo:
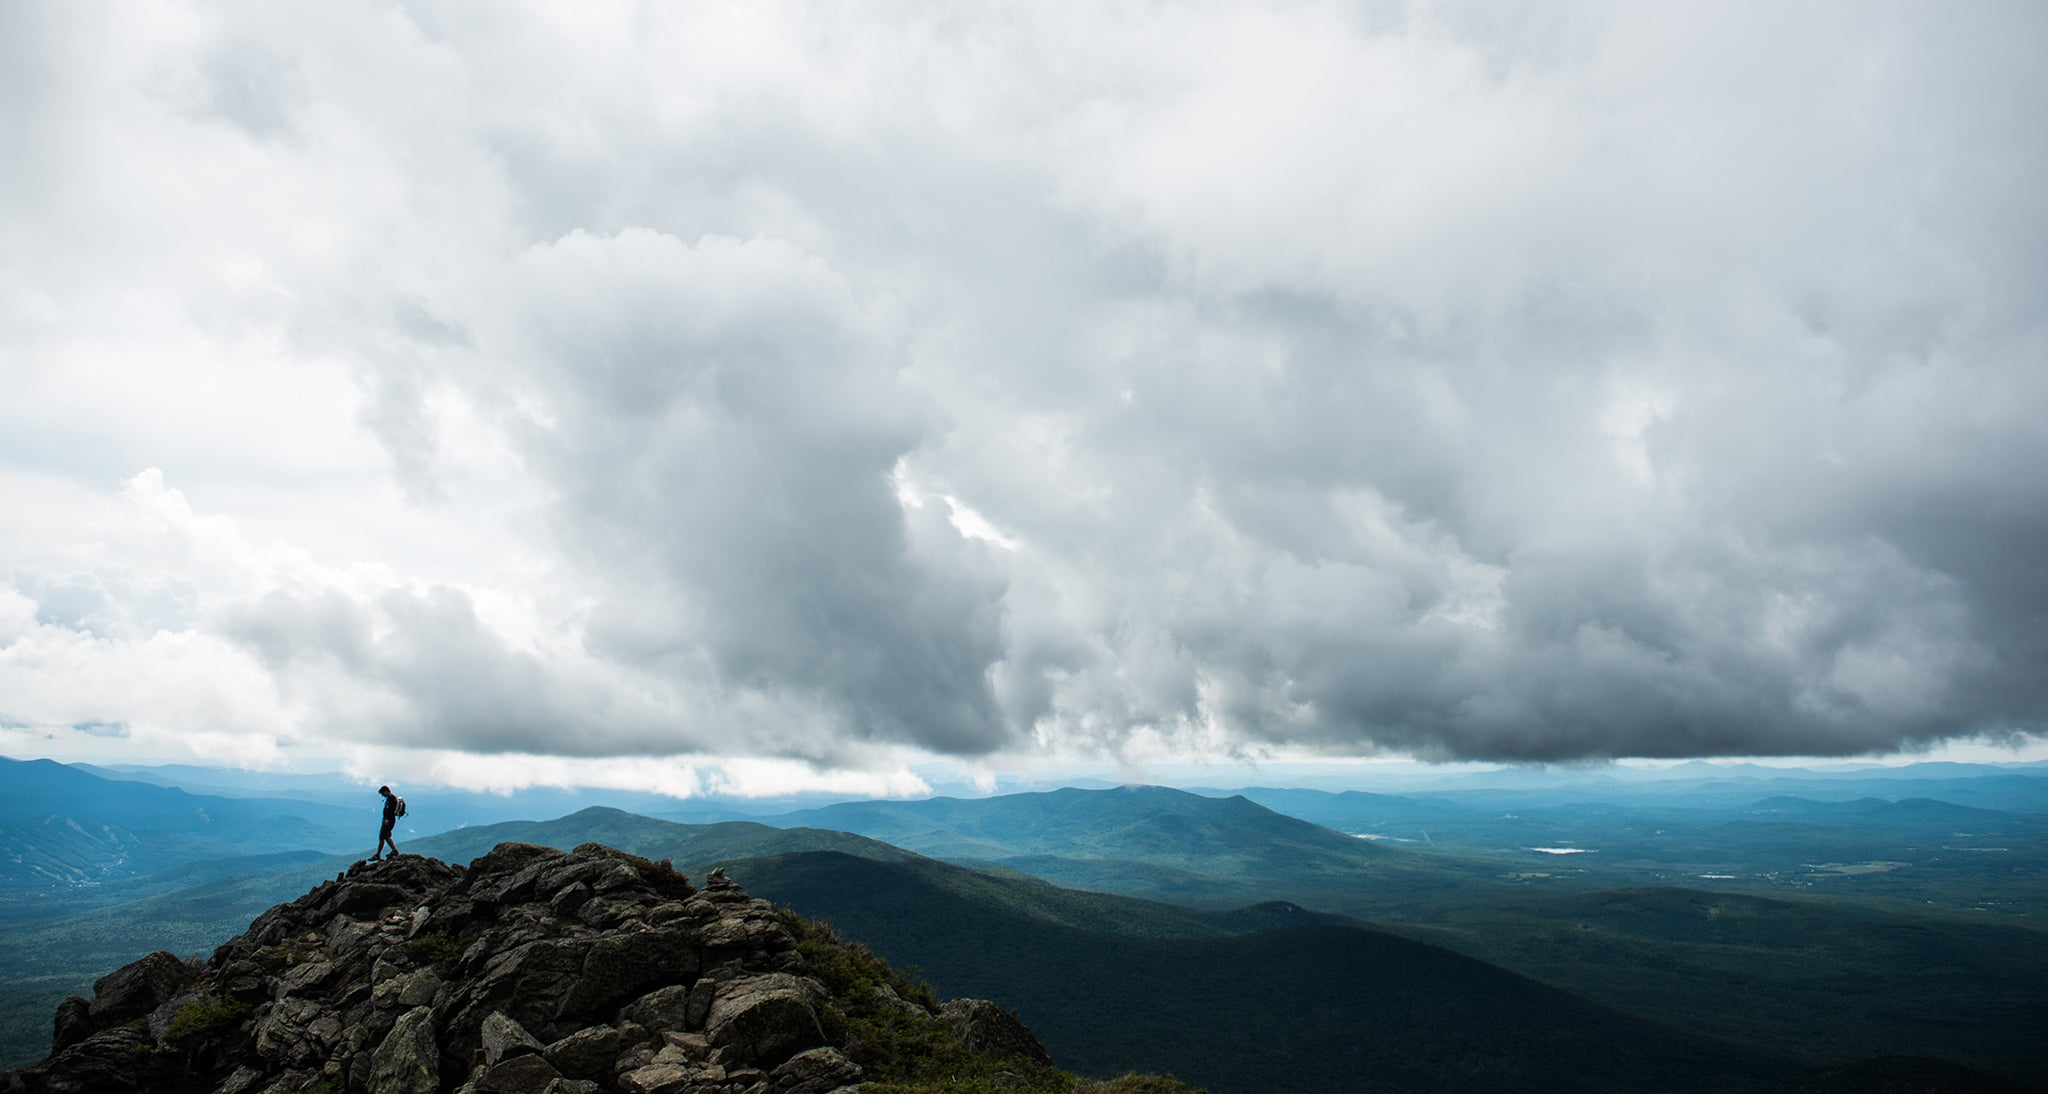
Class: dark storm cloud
258,1,2048,763
10,1,2043,768
479,229,1010,755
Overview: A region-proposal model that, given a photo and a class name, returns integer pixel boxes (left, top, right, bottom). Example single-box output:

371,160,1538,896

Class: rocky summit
0,843,1053,1094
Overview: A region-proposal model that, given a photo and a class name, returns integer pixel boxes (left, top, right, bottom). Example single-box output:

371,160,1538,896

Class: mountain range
2,756,2042,1091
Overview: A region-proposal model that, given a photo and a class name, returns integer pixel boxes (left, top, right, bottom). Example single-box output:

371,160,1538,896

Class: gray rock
574,896,648,929
478,854,567,908
451,936,593,1043
277,958,337,998
254,997,325,1069
481,1010,547,1063
50,996,92,1053
703,973,828,1068
613,1042,656,1075
650,1041,693,1067
618,984,694,1033
329,881,415,917
89,951,189,1025
537,857,609,892
254,1067,315,1094
658,1029,710,1059
373,966,444,1011
542,1080,604,1094
617,1062,693,1094
570,927,699,1015
475,1052,561,1094
590,861,644,893
146,989,204,1042
30,1027,157,1092
549,881,592,919
254,1067,314,1094
939,998,1051,1065
696,906,792,952
543,1024,621,1080
645,902,694,926
464,843,563,892
367,1005,438,1094
870,982,928,1018
769,1046,863,1094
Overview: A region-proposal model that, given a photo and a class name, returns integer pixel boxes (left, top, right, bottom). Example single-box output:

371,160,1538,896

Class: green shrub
162,997,251,1048
403,928,478,970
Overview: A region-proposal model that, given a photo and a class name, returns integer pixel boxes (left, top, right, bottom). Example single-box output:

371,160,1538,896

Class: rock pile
2,844,1049,1094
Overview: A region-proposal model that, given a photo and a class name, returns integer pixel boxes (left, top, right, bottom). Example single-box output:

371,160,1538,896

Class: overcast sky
3,1,2045,796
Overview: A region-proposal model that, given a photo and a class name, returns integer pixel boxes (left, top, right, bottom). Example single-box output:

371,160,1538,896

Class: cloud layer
3,1,2045,779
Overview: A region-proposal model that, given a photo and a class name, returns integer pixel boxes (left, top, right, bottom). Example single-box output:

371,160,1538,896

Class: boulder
703,973,828,1067
38,1030,163,1092
255,996,327,1069
568,926,699,1016
618,984,694,1034
372,966,443,1011
770,1045,864,1094
327,881,416,917
451,937,594,1043
475,1052,561,1094
939,998,1052,1065
466,842,562,883
218,1065,265,1094
50,996,92,1053
481,1010,547,1063
617,1062,693,1094
696,905,794,953
543,1024,621,1080
367,1005,438,1094
549,881,593,919
88,951,190,1025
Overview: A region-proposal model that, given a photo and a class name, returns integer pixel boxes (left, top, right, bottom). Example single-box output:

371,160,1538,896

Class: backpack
395,796,407,818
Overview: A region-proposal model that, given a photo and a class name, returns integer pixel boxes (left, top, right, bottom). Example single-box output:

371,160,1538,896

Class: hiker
373,785,401,860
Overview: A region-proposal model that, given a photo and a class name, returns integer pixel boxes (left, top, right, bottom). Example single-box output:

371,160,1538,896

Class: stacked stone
2,843,1042,1094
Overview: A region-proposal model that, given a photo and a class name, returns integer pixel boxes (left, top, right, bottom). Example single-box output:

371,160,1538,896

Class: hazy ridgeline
2,757,2042,1091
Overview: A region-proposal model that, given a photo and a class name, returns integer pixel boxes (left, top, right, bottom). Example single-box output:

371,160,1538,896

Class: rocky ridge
0,843,1057,1094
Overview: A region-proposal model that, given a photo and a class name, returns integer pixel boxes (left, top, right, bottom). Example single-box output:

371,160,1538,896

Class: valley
2,757,2042,1091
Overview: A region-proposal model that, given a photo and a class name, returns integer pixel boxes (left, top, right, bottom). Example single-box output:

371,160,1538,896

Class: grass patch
402,928,478,970
162,997,251,1048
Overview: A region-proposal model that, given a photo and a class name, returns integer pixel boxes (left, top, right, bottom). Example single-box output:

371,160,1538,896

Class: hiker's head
378,785,391,797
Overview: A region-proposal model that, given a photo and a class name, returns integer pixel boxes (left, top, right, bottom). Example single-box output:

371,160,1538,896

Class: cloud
1,1,2043,777
475,228,1012,755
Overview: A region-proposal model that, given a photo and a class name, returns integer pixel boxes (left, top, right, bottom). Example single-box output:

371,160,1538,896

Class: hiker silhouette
373,785,401,860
